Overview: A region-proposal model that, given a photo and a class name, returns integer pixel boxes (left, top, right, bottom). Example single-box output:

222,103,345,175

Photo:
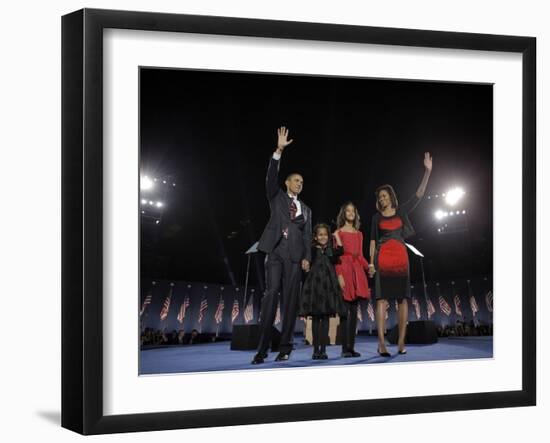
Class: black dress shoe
341,351,353,358
349,350,361,357
251,353,266,364
377,347,391,357
319,352,328,360
275,352,290,361
312,352,320,360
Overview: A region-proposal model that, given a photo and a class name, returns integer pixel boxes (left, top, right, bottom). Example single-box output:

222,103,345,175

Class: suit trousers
257,241,302,355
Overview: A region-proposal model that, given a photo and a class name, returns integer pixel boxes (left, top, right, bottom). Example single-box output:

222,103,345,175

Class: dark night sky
139,67,493,288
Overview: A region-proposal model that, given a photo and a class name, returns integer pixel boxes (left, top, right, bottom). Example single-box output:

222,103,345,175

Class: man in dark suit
252,127,312,364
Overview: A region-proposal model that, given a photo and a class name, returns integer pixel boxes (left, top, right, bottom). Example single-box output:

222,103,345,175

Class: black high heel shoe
398,349,408,355
377,347,391,357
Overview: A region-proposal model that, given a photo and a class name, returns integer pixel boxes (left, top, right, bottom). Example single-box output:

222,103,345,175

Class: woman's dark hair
312,223,331,246
375,184,399,212
336,202,361,230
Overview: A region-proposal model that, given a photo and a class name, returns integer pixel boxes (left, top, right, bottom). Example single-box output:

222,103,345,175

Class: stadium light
445,187,465,206
156,201,163,208
435,209,446,220
140,175,154,191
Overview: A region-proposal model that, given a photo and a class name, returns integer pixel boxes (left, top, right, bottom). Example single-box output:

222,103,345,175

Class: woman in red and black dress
334,202,371,358
369,153,432,356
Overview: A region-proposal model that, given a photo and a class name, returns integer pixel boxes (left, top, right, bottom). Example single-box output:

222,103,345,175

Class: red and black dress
371,195,421,301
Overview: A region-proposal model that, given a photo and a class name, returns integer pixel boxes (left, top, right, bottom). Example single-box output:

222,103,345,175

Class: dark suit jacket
258,156,312,263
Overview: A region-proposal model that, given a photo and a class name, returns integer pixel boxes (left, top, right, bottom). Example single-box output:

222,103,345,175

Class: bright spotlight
435,209,445,220
149,200,154,205
141,176,154,191
445,187,465,206
156,202,163,208
462,210,466,214
141,199,147,204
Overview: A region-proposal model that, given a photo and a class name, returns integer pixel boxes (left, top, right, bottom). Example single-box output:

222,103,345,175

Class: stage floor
139,335,493,375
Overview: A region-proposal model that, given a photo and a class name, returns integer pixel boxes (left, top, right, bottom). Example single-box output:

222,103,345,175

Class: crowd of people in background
140,328,209,347
436,320,492,337
141,317,493,349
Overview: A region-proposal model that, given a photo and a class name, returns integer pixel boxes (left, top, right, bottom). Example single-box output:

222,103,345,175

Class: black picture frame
61,8,536,435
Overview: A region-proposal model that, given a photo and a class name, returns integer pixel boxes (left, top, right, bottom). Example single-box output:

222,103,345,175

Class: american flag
470,294,479,316
244,295,254,323
485,291,493,313
160,292,172,321
177,296,190,324
214,297,225,324
198,297,208,323
231,299,240,323
427,297,436,319
412,296,421,319
439,295,452,316
454,294,463,317
275,301,281,325
357,303,363,322
140,294,152,317
367,301,375,322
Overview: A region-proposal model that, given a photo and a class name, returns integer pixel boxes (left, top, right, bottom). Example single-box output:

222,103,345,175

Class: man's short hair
285,173,303,182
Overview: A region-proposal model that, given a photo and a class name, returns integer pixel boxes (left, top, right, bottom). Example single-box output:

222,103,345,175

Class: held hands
368,264,376,278
424,152,433,171
302,259,310,273
275,126,294,155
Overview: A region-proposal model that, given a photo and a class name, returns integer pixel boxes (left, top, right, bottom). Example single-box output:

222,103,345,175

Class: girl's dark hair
336,202,361,230
312,223,331,246
375,184,398,212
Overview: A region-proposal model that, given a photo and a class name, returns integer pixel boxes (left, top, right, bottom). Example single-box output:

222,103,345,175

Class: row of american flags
140,280,493,333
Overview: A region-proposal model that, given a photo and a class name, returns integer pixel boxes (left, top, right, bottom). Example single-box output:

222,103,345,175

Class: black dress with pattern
371,194,422,301
299,245,347,317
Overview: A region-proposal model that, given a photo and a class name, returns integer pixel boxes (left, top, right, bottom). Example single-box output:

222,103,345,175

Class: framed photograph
61,8,536,435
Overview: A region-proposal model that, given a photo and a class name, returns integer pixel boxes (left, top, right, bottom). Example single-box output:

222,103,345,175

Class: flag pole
243,241,259,315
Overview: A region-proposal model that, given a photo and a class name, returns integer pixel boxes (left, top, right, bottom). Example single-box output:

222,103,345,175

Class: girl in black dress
299,223,346,359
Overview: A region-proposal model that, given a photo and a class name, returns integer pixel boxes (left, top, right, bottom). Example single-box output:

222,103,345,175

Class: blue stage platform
139,335,493,375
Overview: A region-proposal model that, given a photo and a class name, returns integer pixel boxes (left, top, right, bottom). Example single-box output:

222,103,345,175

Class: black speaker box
387,320,438,344
230,324,281,351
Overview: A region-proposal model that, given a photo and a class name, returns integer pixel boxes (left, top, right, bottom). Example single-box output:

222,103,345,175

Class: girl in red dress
333,202,371,357
369,153,432,357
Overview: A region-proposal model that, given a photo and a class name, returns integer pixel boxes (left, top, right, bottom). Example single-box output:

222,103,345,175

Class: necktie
289,199,297,220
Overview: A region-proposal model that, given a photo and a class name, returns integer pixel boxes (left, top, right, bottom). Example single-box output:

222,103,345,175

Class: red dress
377,217,409,277
334,230,371,302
